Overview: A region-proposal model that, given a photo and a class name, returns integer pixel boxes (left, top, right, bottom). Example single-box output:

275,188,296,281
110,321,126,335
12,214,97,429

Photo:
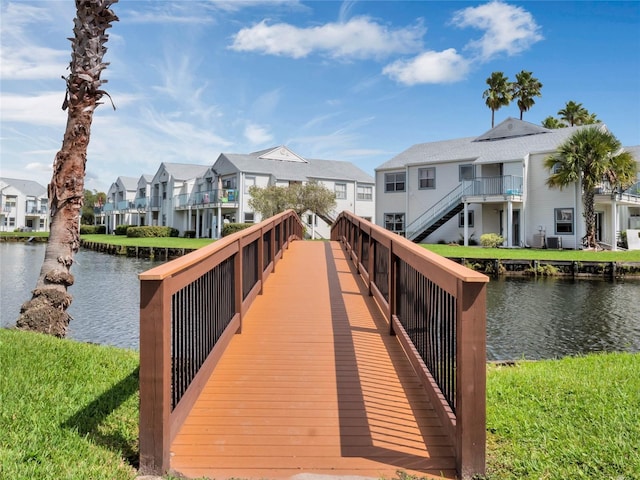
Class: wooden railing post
235,239,243,333
139,279,171,475
456,279,487,479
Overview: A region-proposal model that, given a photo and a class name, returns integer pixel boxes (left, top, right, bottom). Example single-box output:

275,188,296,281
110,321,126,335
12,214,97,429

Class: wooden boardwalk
170,240,456,479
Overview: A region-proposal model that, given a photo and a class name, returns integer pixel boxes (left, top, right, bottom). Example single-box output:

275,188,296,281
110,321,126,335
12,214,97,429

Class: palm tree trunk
16,0,118,337
582,188,597,249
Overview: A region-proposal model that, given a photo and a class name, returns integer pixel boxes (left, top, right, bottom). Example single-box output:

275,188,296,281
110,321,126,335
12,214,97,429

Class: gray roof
160,163,209,181
376,118,605,170
117,176,139,191
0,177,47,197
217,147,374,184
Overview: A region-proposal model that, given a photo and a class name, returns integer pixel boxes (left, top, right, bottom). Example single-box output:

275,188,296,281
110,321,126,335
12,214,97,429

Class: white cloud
230,16,425,60
383,49,470,85
244,123,273,145
452,1,542,61
0,92,67,126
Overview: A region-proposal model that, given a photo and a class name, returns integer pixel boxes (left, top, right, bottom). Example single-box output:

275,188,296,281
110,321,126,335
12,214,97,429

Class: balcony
173,189,239,210
462,175,523,201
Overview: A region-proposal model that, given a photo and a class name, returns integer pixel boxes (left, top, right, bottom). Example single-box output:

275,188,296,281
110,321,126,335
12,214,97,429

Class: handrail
405,175,524,241
405,183,469,240
331,211,488,479
138,209,304,475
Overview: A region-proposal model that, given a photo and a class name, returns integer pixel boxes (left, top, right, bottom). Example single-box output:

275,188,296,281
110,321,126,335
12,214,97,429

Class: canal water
1,243,639,361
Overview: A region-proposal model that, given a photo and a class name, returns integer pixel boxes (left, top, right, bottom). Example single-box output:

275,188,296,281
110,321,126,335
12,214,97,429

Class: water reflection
486,276,640,361
0,243,161,350
1,243,639,359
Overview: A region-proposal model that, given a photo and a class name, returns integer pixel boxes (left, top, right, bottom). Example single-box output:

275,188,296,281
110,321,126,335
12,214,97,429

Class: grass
423,243,640,262
487,353,640,479
2,328,639,479
0,328,139,480
0,231,49,238
80,234,215,249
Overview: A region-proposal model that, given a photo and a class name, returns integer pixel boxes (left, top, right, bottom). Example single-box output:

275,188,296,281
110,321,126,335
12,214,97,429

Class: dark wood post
139,278,171,475
455,280,487,479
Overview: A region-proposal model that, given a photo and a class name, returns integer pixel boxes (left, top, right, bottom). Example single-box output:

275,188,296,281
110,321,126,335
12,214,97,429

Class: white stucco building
375,119,639,250
0,178,49,232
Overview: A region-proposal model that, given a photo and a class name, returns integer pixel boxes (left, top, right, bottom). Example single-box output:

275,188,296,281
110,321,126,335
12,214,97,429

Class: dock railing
138,210,303,475
331,211,489,479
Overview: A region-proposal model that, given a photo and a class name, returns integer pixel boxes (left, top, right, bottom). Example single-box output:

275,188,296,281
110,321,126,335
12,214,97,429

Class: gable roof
117,176,139,191
216,146,374,184
0,177,47,197
156,163,209,182
376,119,602,170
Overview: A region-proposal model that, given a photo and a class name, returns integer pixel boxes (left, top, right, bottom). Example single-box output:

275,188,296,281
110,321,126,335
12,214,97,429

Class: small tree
17,0,118,337
248,181,336,221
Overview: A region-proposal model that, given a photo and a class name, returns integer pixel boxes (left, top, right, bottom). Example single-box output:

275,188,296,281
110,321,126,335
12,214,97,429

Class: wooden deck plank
170,241,455,479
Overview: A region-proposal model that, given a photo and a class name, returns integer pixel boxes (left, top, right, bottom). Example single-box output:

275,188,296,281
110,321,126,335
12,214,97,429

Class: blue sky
1,0,639,193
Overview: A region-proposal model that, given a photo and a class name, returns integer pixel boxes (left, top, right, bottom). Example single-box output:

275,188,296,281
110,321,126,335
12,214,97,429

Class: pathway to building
169,241,456,479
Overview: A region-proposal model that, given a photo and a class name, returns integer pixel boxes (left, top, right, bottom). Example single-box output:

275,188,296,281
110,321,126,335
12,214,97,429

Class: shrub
80,225,98,235
127,226,179,238
96,225,106,234
115,224,130,236
480,233,505,248
183,230,196,238
222,223,253,237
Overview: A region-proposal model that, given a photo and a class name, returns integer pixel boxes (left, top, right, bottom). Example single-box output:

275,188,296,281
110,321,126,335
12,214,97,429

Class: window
335,183,347,199
245,176,256,194
458,210,474,228
357,185,372,201
162,182,167,199
552,162,562,174
307,214,318,226
555,208,574,234
244,212,255,223
39,219,45,229
5,196,16,208
459,164,475,181
8,217,15,227
384,213,405,234
419,167,436,189
385,172,406,192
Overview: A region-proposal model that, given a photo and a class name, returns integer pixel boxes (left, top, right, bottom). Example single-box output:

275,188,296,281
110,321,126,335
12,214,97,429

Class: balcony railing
462,175,523,197
25,206,48,215
173,189,240,209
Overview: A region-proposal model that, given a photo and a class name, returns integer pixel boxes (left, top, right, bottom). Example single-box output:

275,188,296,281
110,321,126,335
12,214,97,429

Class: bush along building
375,118,639,250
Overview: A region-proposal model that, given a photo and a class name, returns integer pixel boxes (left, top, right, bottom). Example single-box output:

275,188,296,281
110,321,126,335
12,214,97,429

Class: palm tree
541,116,566,129
544,127,637,249
512,70,543,120
558,100,590,126
16,0,118,337
483,72,512,128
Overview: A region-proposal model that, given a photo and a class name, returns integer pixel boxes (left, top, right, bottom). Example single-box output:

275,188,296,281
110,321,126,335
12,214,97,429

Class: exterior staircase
406,183,472,243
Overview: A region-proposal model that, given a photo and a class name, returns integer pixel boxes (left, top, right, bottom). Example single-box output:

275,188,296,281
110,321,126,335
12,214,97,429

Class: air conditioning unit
546,236,562,249
533,234,545,248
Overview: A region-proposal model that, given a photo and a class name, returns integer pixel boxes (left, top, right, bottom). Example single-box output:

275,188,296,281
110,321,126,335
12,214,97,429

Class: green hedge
222,223,253,237
79,225,107,235
115,224,130,236
126,226,179,238
183,230,196,238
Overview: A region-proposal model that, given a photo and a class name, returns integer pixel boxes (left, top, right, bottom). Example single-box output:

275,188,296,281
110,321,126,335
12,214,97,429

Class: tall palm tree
17,0,118,337
512,70,542,120
483,72,512,128
558,100,590,126
544,127,637,249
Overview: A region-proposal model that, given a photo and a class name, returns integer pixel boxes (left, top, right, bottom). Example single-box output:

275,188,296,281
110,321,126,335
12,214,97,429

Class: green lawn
0,329,139,480
422,243,640,262
80,234,215,249
487,353,640,479
2,328,639,479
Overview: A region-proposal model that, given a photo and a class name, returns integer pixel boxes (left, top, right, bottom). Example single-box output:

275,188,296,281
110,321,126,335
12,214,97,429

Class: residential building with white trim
0,178,49,232
375,119,639,250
